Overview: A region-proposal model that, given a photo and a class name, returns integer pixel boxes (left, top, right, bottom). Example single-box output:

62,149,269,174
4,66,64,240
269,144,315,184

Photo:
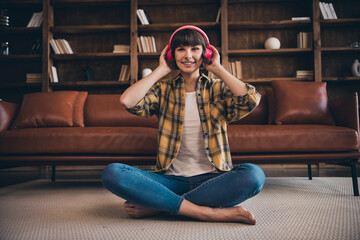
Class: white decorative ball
264,37,281,49
142,68,152,78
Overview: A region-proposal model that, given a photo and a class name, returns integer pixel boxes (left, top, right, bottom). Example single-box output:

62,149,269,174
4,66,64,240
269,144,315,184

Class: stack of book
296,70,313,79
137,9,151,25
118,64,130,82
50,66,59,83
137,36,157,53
113,45,130,53
50,39,73,54
229,61,243,79
319,2,338,19
27,11,43,27
297,32,312,48
26,73,41,83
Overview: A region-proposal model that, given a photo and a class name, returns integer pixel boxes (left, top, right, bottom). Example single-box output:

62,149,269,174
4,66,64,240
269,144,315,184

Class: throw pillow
73,91,88,127
11,91,79,129
272,80,334,125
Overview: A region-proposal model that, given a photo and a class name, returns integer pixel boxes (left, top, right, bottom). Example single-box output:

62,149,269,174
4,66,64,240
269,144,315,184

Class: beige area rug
0,177,359,240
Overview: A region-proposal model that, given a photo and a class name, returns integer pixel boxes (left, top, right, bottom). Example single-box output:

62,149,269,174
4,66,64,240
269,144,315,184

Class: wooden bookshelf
0,0,359,102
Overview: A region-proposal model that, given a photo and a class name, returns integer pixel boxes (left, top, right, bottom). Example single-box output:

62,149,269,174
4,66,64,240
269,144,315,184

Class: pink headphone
166,25,213,62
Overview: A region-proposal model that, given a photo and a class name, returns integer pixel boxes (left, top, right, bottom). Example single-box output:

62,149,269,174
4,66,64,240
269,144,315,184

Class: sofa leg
307,164,312,180
51,165,56,182
350,162,359,196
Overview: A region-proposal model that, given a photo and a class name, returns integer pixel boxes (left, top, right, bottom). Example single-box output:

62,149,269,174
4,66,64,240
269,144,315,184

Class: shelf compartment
138,22,220,32
0,27,41,34
323,77,360,81
320,18,360,26
51,25,130,34
0,55,42,62
51,53,130,60
229,20,311,29
50,81,130,87
228,48,312,56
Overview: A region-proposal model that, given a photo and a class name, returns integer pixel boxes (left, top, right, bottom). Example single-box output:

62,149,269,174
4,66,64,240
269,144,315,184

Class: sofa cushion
0,101,18,131
11,91,79,129
84,94,158,128
0,127,158,154
228,125,358,153
73,91,88,127
272,81,334,125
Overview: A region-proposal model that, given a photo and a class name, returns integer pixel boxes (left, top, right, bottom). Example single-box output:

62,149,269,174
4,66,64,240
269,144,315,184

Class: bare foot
208,206,257,225
179,200,257,225
124,201,163,219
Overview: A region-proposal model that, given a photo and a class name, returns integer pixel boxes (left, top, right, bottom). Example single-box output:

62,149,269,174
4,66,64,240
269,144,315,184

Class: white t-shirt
165,92,217,177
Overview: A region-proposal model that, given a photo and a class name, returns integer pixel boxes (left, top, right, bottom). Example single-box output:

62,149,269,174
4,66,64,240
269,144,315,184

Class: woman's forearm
120,66,170,108
211,64,248,96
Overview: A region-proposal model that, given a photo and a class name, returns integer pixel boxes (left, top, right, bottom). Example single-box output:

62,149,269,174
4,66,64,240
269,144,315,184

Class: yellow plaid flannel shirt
126,73,261,173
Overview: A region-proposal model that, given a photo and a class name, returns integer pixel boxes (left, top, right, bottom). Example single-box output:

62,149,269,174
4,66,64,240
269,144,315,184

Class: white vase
352,59,360,77
142,68,152,78
264,37,281,49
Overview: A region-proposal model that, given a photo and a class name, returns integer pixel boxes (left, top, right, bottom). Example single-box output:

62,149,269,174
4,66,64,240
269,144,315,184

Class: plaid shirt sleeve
125,82,161,118
214,81,261,123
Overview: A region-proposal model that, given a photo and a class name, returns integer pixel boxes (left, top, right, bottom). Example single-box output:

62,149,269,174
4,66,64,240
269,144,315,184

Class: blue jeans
102,163,265,215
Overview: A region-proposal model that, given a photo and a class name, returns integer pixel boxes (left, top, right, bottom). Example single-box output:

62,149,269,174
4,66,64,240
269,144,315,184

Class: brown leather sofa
0,81,359,195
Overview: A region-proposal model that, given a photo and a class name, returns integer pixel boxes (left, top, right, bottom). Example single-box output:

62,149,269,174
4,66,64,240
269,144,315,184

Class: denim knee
234,163,266,195
101,163,126,190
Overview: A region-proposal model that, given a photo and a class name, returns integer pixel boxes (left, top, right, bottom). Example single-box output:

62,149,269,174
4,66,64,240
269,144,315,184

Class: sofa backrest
84,94,158,128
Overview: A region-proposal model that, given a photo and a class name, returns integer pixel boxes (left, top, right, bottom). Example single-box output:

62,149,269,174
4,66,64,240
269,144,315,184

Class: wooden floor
0,164,359,188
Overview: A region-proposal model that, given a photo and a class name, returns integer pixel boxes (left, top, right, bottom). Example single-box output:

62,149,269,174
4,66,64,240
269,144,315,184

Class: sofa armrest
329,92,359,132
0,101,18,131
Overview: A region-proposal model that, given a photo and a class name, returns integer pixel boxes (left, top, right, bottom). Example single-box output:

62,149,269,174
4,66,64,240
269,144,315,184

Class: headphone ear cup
204,47,213,60
166,48,172,62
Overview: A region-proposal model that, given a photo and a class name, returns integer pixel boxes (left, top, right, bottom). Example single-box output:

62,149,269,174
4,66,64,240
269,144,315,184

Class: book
291,17,310,21
137,9,151,25
297,32,312,48
228,61,242,79
49,39,74,54
328,3,338,19
27,11,43,27
26,73,41,83
118,64,130,82
138,36,156,53
296,70,313,78
215,8,221,23
319,2,329,19
51,66,59,83
319,2,338,19
113,45,130,53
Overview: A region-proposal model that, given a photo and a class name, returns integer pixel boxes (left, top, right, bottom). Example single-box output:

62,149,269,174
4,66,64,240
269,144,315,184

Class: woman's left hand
204,45,221,73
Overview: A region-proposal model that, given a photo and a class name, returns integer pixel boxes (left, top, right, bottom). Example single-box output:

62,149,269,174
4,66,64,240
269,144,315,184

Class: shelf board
320,18,360,26
0,27,41,34
321,47,360,53
50,81,130,87
323,77,360,81
229,20,311,29
0,55,42,62
228,48,312,56
243,77,313,83
138,22,220,32
51,0,129,7
51,24,130,33
139,0,218,6
51,53,130,60
0,82,42,89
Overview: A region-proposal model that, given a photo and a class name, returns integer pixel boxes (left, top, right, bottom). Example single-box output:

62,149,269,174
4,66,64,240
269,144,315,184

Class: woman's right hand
158,46,172,74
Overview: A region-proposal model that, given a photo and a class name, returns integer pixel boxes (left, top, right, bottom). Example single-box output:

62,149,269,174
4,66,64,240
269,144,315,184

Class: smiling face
174,45,203,74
